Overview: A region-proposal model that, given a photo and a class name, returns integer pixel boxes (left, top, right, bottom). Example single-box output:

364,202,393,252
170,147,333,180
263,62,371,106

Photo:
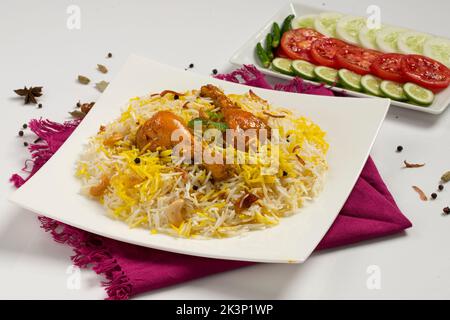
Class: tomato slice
280,28,325,62
336,46,381,75
371,53,406,83
310,38,347,68
400,54,450,90
275,45,290,59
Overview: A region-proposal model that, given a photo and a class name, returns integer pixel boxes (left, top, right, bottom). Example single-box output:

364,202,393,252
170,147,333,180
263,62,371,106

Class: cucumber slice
338,69,362,91
292,60,316,80
380,80,407,101
291,14,317,29
271,57,294,75
358,25,384,50
397,31,430,54
313,12,343,37
361,74,384,97
423,37,450,68
376,27,407,53
335,15,366,45
314,66,338,85
403,82,434,105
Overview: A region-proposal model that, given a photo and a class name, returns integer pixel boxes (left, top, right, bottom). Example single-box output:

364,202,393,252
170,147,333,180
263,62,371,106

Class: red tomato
275,46,289,59
336,46,382,75
310,38,347,68
280,28,325,62
371,53,406,83
400,54,450,90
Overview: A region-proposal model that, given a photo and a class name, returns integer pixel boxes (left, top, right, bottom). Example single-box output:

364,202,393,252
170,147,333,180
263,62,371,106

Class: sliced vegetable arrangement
255,12,450,106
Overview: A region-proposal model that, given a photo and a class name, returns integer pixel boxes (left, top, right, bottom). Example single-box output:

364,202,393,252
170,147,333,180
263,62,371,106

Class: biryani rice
76,89,329,238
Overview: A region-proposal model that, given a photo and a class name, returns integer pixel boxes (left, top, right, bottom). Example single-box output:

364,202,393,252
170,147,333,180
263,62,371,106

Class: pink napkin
10,65,411,300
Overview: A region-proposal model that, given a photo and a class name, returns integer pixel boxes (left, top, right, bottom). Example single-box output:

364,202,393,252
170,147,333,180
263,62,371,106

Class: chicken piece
136,111,192,152
136,110,232,181
200,84,270,133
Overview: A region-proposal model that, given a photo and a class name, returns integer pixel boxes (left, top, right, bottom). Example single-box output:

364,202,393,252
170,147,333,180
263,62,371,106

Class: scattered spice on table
18,130,24,137
396,145,403,152
95,81,109,93
134,157,141,164
80,102,95,114
76,101,81,108
443,207,450,215
14,86,43,104
189,63,194,68
404,160,425,168
23,142,28,147
22,123,27,129
69,110,87,119
412,186,428,201
441,171,450,183
438,184,444,191
212,69,218,75
431,193,437,200
69,101,95,119
78,75,90,85
38,103,42,108
107,52,112,58
97,64,108,74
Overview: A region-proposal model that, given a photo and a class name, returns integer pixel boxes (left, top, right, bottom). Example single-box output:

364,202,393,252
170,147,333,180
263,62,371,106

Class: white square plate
230,2,450,115
9,55,389,263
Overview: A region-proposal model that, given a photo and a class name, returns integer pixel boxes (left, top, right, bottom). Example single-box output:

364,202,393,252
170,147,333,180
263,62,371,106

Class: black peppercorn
38,103,42,108
431,193,437,199
18,130,24,137
134,157,141,164
76,101,81,108
438,184,444,191
23,142,28,147
189,63,194,68
443,207,450,215
283,171,288,177
174,95,179,100
193,185,198,191
107,52,112,58
22,123,27,129
396,145,403,152
212,69,218,75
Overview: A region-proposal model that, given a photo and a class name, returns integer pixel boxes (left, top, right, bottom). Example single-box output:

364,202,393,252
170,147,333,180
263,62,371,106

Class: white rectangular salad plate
9,55,390,263
230,2,450,115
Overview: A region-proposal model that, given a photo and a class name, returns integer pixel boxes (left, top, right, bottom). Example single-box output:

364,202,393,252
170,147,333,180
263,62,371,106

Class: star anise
14,86,43,104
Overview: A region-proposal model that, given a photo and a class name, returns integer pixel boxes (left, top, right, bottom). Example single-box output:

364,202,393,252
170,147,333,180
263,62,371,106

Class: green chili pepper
265,33,274,61
281,14,295,35
271,22,281,48
256,43,271,68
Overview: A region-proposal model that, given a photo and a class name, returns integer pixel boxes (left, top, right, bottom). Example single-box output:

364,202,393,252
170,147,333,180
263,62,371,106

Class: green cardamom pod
441,171,450,183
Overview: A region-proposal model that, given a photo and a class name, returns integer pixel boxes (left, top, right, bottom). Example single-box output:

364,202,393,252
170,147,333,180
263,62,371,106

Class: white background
0,0,449,299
